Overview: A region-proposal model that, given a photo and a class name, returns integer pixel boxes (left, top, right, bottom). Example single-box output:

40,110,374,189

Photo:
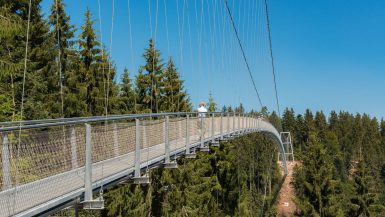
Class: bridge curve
0,112,287,217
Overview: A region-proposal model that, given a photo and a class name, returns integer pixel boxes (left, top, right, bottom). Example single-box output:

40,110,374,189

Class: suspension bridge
0,0,294,216
0,113,290,216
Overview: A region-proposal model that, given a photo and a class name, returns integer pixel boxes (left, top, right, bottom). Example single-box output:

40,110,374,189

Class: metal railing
0,112,287,217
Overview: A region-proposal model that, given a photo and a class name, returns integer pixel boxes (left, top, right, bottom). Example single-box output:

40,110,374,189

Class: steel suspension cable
55,0,68,182
106,0,115,119
186,0,197,107
97,0,107,117
176,0,186,112
12,0,32,214
264,0,281,117
54,0,64,119
207,0,215,97
163,0,174,110
198,0,204,106
163,0,170,55
127,0,137,113
224,0,263,109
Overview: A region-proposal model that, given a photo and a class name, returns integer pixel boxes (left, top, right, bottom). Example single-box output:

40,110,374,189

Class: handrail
0,112,260,132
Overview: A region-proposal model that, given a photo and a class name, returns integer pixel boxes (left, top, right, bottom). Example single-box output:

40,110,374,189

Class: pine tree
314,111,327,142
78,8,101,115
1,0,56,120
0,4,22,121
260,106,269,117
293,134,344,216
348,161,385,216
208,92,217,112
303,109,316,144
160,57,191,112
295,114,306,151
119,68,135,113
227,106,234,113
269,111,282,132
140,38,163,113
134,68,150,113
47,0,76,118
282,108,296,133
221,105,228,113
329,110,339,132
104,184,150,217
235,103,245,113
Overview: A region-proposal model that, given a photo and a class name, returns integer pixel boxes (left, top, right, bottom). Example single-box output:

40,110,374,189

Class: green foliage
72,133,282,217
140,38,163,113
348,161,385,216
160,58,191,112
208,92,217,112
286,108,385,216
118,68,136,114
269,111,282,132
293,134,344,216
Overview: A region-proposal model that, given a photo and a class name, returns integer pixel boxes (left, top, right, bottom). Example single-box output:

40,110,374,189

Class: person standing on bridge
198,101,208,117
198,101,208,139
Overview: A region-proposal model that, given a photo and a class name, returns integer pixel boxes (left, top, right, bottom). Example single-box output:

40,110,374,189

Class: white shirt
198,106,208,118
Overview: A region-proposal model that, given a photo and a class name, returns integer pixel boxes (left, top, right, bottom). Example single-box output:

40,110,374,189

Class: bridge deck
0,115,285,217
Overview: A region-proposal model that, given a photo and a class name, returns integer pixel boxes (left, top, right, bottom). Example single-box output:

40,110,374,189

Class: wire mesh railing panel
203,117,211,140
169,117,187,151
139,119,165,166
222,116,229,134
116,121,136,156
189,116,200,144
91,124,115,163
215,116,221,136
0,126,86,216
73,126,86,169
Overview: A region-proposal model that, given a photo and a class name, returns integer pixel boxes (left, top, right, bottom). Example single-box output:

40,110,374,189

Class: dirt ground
276,161,298,217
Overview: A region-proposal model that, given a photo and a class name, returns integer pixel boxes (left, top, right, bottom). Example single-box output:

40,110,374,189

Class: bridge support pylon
279,132,295,162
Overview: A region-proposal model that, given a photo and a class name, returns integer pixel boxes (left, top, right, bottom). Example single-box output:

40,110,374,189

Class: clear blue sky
41,0,385,119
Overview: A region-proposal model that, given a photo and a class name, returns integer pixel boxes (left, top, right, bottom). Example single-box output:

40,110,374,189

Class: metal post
2,133,12,190
245,115,248,132
200,116,204,148
185,115,196,158
227,112,230,134
185,115,190,154
133,118,150,183
199,115,209,152
82,124,104,210
165,116,170,164
70,127,78,169
164,116,177,168
220,113,223,140
84,123,92,202
113,122,119,157
238,113,241,134
134,119,140,178
211,113,215,143
233,112,236,135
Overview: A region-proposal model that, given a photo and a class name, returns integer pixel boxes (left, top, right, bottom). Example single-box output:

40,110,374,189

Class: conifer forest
1,0,385,217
